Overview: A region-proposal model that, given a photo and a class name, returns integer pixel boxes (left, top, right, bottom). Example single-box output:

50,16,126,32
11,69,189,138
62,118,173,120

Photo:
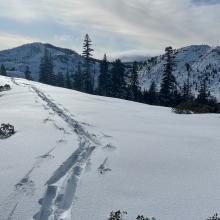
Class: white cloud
0,0,220,58
0,32,38,50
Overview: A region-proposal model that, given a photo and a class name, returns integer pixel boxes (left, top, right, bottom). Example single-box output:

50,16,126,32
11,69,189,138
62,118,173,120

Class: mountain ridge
0,42,220,99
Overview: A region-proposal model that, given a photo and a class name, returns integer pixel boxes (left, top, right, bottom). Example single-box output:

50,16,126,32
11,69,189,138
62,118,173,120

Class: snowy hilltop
139,45,220,100
0,42,99,80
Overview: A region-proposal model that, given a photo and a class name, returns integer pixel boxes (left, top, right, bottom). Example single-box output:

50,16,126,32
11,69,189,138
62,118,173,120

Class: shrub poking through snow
207,213,220,220
0,123,15,138
108,210,127,220
0,84,11,92
107,211,157,220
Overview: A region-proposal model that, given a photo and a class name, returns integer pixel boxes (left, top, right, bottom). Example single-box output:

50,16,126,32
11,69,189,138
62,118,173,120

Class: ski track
29,85,101,220
6,79,105,220
6,203,18,220
31,86,100,146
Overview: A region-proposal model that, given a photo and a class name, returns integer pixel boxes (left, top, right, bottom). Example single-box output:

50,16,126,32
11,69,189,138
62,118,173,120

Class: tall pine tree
128,61,140,101
197,78,210,104
160,46,176,106
98,54,111,96
111,59,127,98
182,62,192,100
148,81,158,105
82,34,94,93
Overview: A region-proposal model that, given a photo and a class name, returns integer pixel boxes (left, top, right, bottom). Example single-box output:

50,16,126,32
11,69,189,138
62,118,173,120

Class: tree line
1,34,219,113
71,35,219,113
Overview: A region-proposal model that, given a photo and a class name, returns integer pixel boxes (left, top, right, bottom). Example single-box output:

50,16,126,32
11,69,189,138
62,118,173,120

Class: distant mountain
1,43,220,100
0,42,99,80
138,45,220,100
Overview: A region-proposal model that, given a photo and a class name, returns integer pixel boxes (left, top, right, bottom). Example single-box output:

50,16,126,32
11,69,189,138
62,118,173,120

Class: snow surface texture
0,76,220,220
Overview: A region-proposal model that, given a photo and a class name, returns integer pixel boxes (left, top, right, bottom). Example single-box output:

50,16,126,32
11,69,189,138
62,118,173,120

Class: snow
139,45,220,100
0,42,99,81
0,76,220,220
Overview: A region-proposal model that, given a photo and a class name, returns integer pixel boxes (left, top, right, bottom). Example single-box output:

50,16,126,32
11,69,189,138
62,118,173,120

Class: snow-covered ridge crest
1,42,220,99
0,42,99,80
139,44,220,100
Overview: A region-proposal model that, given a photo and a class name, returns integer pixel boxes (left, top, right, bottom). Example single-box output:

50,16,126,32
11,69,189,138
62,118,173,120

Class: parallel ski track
30,85,101,220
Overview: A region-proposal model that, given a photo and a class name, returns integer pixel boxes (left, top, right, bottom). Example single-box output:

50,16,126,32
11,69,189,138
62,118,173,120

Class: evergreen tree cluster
38,48,72,88
39,49,55,85
36,35,219,114
95,46,219,113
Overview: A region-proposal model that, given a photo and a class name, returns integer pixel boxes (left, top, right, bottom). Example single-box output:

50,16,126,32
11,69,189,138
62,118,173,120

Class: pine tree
24,66,32,80
182,82,189,100
65,67,72,89
183,63,192,99
98,54,111,96
82,34,94,93
57,72,65,87
129,61,140,101
111,59,127,98
39,48,54,85
73,62,83,91
148,81,158,105
0,64,7,76
39,48,48,83
48,53,55,85
197,78,210,104
159,46,176,106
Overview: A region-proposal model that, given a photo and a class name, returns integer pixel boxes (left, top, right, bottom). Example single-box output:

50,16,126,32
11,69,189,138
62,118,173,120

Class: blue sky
0,0,220,59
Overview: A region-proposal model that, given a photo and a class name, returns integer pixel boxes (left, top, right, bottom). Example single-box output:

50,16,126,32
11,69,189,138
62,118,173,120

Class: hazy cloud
0,0,219,58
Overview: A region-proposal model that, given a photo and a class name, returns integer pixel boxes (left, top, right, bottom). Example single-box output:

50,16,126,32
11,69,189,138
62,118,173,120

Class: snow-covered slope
139,45,220,99
0,76,220,220
0,43,99,80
